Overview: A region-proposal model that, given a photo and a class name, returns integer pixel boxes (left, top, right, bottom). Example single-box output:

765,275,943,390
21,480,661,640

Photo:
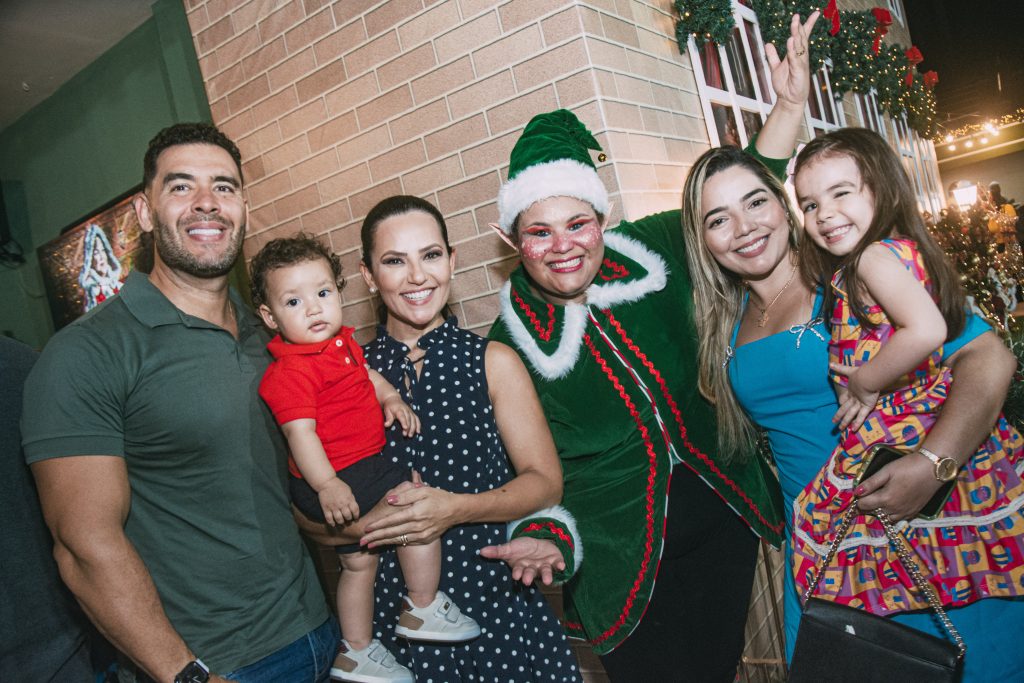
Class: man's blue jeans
224,617,339,682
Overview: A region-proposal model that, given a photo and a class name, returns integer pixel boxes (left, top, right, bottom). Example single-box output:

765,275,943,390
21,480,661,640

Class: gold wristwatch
918,446,959,482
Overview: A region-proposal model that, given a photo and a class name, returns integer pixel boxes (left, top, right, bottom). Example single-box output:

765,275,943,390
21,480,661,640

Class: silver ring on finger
399,534,409,546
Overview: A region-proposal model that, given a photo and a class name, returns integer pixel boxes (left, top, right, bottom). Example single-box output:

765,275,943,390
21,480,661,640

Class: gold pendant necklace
750,263,798,328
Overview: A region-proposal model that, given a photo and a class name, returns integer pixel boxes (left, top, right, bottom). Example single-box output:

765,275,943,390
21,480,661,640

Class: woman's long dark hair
360,195,455,323
795,128,964,340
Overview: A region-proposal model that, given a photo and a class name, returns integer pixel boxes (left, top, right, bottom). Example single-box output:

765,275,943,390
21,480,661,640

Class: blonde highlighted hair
680,146,804,460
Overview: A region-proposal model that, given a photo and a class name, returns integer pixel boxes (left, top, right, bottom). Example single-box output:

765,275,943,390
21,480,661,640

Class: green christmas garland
751,0,834,67
826,10,880,94
673,0,735,47
673,1,938,136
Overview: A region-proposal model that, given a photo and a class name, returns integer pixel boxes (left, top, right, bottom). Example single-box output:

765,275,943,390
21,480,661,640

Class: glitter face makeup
515,196,607,305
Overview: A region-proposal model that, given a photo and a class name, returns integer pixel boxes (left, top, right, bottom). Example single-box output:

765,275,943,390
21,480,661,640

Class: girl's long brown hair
794,128,964,340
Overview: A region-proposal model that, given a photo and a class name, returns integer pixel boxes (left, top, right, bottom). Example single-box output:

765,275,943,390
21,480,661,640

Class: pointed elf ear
600,202,614,232
489,223,519,252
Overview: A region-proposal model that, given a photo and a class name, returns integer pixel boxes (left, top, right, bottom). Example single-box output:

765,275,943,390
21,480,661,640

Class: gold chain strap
802,503,966,659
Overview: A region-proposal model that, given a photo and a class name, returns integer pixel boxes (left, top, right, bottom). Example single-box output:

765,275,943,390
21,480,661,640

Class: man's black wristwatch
174,659,210,683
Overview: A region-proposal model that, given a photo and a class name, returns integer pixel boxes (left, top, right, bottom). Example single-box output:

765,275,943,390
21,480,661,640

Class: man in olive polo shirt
23,124,334,683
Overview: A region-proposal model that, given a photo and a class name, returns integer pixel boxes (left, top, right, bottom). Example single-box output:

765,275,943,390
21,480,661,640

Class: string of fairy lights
938,108,1024,150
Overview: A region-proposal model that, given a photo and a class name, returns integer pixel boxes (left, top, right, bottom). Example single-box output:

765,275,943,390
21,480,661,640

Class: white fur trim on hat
498,159,609,234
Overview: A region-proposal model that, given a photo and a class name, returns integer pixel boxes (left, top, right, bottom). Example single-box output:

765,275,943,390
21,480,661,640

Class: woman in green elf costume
475,13,820,680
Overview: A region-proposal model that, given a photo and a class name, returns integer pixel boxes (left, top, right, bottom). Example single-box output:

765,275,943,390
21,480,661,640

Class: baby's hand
317,478,359,526
830,363,879,433
382,394,420,438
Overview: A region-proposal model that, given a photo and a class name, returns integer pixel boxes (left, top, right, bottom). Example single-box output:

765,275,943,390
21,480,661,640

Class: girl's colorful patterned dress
791,238,1024,614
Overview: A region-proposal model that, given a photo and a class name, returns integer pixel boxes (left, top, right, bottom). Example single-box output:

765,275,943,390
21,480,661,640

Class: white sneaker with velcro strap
329,639,412,683
394,590,481,642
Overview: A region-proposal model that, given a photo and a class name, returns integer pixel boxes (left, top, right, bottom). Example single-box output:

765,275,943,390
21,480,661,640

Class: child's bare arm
281,419,358,525
851,244,947,388
832,244,947,430
367,368,420,437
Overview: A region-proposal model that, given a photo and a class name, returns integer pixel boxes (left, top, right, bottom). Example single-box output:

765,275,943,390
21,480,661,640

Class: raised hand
765,11,820,108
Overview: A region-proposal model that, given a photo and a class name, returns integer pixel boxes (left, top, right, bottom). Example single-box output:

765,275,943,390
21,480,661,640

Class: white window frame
687,1,774,148
689,1,843,147
887,0,905,25
856,91,942,214
854,90,888,138
805,63,846,136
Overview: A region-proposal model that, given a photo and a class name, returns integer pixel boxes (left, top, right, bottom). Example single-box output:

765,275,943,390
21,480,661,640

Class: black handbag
788,504,966,682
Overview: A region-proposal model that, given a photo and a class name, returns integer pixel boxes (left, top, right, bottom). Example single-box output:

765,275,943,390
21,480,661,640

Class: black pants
599,467,760,683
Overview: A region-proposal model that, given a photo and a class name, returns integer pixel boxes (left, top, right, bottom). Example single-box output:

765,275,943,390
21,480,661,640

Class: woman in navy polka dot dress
357,195,582,682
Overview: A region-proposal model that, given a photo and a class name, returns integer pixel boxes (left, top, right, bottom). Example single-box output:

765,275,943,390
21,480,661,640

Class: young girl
791,128,1024,624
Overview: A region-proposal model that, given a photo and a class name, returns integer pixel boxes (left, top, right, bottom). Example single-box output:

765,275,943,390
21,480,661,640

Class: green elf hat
497,109,608,234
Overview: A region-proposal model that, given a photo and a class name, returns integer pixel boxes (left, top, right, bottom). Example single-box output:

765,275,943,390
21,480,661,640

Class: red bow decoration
909,45,925,86
823,0,840,36
871,7,892,55
923,70,939,89
903,46,923,86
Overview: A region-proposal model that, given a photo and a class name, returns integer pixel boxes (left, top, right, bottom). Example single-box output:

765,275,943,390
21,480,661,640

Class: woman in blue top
679,145,1024,681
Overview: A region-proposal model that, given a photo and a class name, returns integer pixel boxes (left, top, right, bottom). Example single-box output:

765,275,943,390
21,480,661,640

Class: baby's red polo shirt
259,326,385,477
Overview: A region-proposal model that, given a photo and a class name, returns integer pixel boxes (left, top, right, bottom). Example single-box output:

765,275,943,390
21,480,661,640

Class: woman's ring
795,48,806,56
399,534,409,546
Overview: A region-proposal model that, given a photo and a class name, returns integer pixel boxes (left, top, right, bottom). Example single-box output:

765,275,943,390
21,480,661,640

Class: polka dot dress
363,318,581,682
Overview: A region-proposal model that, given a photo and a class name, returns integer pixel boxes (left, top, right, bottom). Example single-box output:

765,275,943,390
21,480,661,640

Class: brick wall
184,0,712,341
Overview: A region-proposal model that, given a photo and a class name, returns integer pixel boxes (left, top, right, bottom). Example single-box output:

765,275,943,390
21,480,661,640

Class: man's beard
153,213,244,278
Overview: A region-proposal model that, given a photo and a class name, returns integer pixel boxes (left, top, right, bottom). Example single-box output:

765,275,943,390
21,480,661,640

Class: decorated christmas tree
928,206,1024,427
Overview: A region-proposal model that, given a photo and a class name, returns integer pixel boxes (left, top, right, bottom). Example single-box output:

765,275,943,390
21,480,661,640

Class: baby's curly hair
249,233,345,308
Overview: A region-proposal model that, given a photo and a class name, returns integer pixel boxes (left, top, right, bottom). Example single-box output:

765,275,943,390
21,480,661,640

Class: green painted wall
0,0,210,349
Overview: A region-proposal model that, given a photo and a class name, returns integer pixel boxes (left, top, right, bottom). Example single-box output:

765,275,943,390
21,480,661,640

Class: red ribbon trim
604,311,784,536
581,332,660,646
519,521,575,551
511,286,556,342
